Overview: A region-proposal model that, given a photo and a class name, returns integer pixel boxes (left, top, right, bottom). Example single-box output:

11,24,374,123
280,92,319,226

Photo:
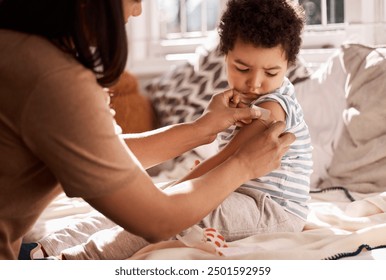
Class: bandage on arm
251,105,271,121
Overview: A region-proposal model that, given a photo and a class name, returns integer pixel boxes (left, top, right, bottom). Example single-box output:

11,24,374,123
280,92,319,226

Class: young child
178,0,312,229
21,0,312,260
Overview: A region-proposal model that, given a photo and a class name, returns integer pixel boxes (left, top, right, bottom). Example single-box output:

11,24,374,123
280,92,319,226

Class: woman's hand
194,89,262,142
232,121,296,180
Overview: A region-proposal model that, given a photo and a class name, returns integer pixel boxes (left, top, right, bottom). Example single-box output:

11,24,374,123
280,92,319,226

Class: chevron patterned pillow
145,52,229,127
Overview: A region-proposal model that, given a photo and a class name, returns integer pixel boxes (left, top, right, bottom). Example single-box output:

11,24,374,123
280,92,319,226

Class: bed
24,42,386,260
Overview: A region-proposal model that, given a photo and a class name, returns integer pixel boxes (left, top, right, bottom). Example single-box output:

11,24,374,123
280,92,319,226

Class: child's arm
169,101,286,187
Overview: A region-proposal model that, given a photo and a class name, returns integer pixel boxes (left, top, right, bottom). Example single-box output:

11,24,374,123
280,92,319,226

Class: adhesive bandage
251,105,271,121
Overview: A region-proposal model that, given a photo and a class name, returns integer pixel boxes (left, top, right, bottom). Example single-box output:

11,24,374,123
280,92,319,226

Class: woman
0,0,295,260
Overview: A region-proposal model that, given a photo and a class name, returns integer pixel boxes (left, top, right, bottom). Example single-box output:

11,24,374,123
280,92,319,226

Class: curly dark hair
218,0,305,66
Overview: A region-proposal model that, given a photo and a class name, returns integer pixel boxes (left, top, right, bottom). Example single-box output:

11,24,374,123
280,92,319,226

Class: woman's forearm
122,90,263,169
87,154,251,243
121,122,212,169
88,121,293,243
169,149,228,187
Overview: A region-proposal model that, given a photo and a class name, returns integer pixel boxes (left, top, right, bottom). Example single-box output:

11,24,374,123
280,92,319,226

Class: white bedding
129,188,386,260
25,187,386,260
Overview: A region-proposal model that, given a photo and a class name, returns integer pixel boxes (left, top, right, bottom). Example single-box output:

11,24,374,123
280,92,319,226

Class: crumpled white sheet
130,189,386,260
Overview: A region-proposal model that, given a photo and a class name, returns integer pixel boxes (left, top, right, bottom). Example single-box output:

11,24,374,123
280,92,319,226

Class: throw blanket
130,187,386,260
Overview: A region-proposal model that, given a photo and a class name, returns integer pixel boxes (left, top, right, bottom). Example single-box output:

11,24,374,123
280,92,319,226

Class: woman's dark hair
0,0,127,86
218,0,305,66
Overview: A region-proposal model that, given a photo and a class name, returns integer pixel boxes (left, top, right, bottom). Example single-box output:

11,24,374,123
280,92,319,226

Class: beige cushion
295,48,347,187
319,44,386,192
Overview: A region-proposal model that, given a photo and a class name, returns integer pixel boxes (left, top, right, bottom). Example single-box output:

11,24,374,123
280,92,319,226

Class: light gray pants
40,187,305,259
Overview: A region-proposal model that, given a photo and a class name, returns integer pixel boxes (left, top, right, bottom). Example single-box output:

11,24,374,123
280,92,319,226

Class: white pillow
295,48,347,188
319,44,386,193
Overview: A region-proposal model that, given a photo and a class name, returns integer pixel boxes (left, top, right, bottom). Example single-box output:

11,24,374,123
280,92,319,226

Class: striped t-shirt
218,77,313,220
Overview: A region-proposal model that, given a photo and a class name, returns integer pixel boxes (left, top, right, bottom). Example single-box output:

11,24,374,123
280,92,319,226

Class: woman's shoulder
1,30,57,56
1,30,80,77
1,30,97,100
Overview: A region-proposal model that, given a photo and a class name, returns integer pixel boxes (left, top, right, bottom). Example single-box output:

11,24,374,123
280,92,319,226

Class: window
127,0,224,76
157,0,220,39
128,0,386,77
156,0,346,37
298,0,346,49
151,0,222,62
300,0,345,27
154,0,346,51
